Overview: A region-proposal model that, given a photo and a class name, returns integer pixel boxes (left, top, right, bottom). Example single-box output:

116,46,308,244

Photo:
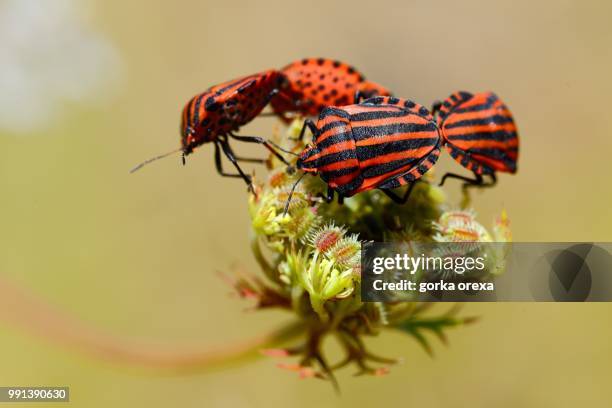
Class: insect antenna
283,171,307,216
129,148,183,173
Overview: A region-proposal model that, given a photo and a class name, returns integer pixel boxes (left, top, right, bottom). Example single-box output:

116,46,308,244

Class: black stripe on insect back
361,156,424,178
185,96,196,125
444,115,514,129
318,120,348,135
450,102,495,115
313,149,357,168
214,75,255,95
321,166,360,178
316,131,353,150
352,122,437,140
447,94,498,116
468,147,518,158
356,137,438,161
462,147,519,170
300,145,320,161
447,129,518,142
236,78,257,94
363,140,440,178
349,109,411,122
192,94,205,126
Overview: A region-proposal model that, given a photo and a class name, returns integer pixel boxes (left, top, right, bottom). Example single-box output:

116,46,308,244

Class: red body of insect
436,91,519,175
270,58,391,121
181,69,283,154
132,69,290,187
296,96,441,199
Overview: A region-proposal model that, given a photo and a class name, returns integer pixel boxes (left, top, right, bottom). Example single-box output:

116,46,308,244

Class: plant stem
0,274,305,373
250,232,277,282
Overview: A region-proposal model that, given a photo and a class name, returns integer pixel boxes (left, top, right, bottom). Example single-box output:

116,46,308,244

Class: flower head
241,120,507,385
306,223,346,252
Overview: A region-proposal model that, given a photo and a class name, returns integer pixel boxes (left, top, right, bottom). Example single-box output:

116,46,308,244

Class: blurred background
1,0,611,406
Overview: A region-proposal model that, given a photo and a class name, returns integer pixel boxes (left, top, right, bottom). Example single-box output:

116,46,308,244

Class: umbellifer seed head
306,223,346,252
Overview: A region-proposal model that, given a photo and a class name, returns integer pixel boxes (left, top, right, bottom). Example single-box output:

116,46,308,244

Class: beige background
1,0,611,407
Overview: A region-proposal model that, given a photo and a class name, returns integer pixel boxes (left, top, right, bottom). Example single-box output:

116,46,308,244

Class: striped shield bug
284,96,441,212
433,91,519,188
131,70,291,191
270,58,391,121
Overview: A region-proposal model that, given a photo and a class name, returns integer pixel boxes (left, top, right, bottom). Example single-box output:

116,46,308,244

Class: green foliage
392,304,478,356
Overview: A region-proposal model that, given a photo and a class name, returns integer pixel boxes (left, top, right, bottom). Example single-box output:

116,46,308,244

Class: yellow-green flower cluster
241,119,511,384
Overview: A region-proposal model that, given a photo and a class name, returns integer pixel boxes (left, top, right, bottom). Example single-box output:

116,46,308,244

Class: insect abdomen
342,98,441,194
271,58,390,119
438,91,519,174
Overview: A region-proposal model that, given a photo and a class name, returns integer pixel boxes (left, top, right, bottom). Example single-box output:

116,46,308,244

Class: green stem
309,295,329,323
250,231,277,282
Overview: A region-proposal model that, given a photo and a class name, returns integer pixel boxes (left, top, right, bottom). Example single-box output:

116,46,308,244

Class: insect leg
228,133,292,165
488,173,497,186
476,173,498,188
214,142,243,178
219,139,254,191
216,137,265,166
298,119,318,141
431,100,442,117
327,187,336,203
439,172,497,189
262,90,299,121
315,186,336,203
235,156,266,164
316,187,346,205
439,172,481,187
324,186,335,203
380,182,417,204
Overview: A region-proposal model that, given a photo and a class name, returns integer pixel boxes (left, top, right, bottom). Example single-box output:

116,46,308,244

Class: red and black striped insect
432,91,519,188
285,95,441,211
131,70,290,190
270,58,391,121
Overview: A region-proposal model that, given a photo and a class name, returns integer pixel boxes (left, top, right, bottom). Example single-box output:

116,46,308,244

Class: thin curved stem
0,274,305,373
